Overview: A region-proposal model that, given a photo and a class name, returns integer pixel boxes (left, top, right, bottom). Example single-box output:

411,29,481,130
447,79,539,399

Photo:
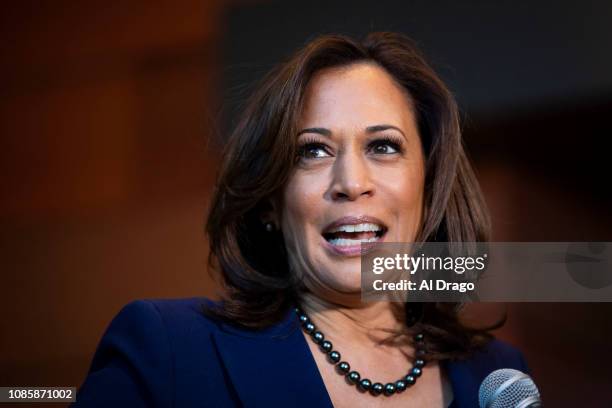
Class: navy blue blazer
73,298,529,407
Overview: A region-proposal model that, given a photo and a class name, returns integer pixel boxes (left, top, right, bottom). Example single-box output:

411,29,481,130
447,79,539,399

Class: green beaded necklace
295,308,427,397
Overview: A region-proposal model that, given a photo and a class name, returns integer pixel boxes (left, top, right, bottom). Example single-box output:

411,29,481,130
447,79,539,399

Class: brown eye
369,137,402,155
298,143,331,159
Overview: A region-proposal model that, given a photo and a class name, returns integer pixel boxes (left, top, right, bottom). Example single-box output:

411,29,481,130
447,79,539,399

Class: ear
259,195,281,230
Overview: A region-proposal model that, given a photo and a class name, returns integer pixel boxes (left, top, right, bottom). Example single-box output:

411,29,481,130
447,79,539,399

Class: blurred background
1,1,611,406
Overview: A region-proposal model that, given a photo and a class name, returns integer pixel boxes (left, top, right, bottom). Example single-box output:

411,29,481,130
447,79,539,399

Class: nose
329,149,375,201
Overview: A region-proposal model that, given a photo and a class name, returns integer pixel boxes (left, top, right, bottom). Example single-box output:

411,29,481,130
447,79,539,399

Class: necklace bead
371,383,384,395
295,308,427,397
358,379,372,391
384,383,396,395
329,351,341,363
337,362,350,373
347,371,360,383
320,340,333,352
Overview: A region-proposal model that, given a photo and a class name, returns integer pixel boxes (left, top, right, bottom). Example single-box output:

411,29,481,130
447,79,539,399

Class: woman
74,32,529,407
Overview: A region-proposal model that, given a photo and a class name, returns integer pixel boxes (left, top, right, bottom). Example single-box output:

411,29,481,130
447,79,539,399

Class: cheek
398,175,424,207
280,175,329,279
281,175,323,237
376,167,425,231
377,159,424,199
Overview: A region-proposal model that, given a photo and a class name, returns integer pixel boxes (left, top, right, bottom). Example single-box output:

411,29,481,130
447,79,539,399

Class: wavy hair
205,32,499,361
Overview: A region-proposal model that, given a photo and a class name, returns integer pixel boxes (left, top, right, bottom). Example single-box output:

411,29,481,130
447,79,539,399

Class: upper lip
322,215,387,234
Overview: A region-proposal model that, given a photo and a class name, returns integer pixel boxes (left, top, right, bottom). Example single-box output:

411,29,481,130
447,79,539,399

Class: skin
268,62,452,407
282,62,425,299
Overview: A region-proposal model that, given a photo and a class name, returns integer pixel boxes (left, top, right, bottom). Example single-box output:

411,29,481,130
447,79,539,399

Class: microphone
478,368,542,408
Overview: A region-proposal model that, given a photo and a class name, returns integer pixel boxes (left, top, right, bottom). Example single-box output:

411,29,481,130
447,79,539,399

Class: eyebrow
297,127,332,137
366,124,406,138
297,124,406,138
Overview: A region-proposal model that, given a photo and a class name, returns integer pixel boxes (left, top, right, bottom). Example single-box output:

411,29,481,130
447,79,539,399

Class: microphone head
478,368,541,408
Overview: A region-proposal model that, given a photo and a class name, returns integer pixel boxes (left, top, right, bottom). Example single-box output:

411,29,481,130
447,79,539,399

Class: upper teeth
327,223,383,233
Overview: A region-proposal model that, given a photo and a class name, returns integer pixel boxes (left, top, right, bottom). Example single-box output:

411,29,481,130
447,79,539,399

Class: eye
368,136,403,155
297,141,332,159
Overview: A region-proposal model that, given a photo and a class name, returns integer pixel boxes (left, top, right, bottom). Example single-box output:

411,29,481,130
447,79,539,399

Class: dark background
1,1,611,406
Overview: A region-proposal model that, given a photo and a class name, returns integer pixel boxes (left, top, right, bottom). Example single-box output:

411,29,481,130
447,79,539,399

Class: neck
297,291,409,348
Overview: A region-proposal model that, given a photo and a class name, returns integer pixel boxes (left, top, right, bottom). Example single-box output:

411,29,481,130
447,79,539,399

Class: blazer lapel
211,308,334,408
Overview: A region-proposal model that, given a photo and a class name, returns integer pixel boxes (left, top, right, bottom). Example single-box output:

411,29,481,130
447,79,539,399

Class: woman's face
279,62,426,301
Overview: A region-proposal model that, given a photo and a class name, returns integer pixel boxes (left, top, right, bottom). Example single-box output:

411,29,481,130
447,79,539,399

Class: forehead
299,62,416,129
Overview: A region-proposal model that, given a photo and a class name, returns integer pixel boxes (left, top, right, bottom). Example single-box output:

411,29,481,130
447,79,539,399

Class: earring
265,222,274,232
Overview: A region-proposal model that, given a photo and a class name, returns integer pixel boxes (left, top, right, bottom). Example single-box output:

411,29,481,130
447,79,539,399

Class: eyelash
296,137,329,159
296,135,404,159
369,135,404,154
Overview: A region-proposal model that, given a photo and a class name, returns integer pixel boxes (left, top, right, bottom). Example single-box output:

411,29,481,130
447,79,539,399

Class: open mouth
322,223,387,247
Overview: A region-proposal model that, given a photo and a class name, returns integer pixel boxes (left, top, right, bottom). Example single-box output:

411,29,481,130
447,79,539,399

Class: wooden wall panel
0,1,224,395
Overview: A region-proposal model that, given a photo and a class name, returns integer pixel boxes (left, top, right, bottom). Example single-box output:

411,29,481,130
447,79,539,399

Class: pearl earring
265,222,274,232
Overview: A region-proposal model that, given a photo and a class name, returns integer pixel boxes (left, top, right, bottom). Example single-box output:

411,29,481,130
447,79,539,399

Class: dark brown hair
205,32,498,361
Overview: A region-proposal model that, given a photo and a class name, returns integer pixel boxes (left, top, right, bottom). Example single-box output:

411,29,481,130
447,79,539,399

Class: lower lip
322,232,386,257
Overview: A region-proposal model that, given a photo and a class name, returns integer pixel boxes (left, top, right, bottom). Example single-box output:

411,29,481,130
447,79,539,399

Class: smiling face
278,62,426,302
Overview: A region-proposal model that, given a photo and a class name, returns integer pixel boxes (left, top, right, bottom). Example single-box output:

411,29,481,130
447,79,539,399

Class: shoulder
106,297,231,364
448,338,529,379
102,297,223,347
134,296,222,333
120,296,219,322
473,338,530,374
445,338,531,408
448,337,530,376
74,297,229,407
